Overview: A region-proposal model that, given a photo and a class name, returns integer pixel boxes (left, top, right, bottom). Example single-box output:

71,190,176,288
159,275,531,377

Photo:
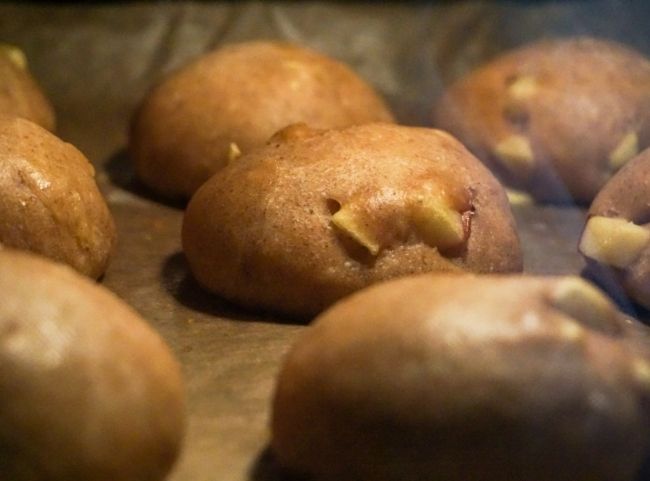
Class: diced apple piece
331,206,380,255
505,188,533,206
632,358,650,387
228,142,242,162
557,321,585,342
507,75,538,100
412,197,464,251
609,132,638,171
494,135,535,175
0,44,26,69
579,216,650,269
550,276,616,333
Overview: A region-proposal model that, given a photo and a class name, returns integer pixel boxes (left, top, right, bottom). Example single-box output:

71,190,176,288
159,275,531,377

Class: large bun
130,40,394,199
183,123,522,317
434,37,650,204
0,116,116,278
0,249,185,481
273,273,650,481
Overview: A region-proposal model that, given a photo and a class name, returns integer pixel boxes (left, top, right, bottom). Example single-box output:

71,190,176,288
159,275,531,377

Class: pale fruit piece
494,135,535,175
228,142,242,162
331,206,380,255
579,216,650,269
609,132,638,171
507,75,538,100
505,188,534,206
631,358,650,388
550,276,616,333
411,196,464,251
557,321,585,342
0,43,27,69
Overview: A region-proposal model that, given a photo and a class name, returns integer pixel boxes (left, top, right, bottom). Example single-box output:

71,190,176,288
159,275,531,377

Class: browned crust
0,116,116,278
182,123,522,317
583,147,650,308
130,40,394,199
0,53,55,131
0,249,185,481
272,273,650,481
433,37,650,204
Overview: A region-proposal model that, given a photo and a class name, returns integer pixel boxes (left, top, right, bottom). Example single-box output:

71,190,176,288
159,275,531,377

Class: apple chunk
331,206,380,255
411,196,464,251
550,277,617,333
494,135,535,176
608,132,638,171
579,216,650,269
0,43,27,69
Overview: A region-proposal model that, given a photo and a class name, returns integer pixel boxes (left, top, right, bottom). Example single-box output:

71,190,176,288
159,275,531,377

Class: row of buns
2,37,650,309
0,45,183,480
1,36,650,480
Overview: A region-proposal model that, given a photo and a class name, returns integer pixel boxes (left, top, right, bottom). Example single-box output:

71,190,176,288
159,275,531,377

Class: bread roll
183,123,522,317
433,37,650,204
0,249,185,481
273,273,650,481
131,40,394,199
0,116,116,278
0,44,55,130
579,147,650,309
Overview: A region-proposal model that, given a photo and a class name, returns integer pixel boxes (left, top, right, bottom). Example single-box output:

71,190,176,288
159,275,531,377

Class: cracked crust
182,123,522,318
0,116,116,278
272,274,650,481
130,41,394,199
433,37,650,204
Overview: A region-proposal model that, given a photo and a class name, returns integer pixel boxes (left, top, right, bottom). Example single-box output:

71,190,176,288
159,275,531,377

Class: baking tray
2,2,649,480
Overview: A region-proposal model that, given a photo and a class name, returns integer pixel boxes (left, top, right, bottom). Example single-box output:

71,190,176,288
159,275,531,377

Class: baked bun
272,273,650,481
130,40,394,199
0,249,185,481
0,44,55,131
579,147,650,309
0,116,116,278
183,123,522,317
433,37,650,204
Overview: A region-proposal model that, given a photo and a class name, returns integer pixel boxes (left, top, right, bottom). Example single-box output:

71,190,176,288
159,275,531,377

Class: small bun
0,44,55,131
272,273,650,481
579,147,650,309
183,123,522,317
433,37,650,204
0,116,116,278
0,249,185,481
130,40,394,199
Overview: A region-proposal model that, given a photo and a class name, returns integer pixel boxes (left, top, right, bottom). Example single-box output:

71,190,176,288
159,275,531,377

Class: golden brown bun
272,273,650,481
579,147,650,308
183,123,522,318
0,116,116,278
433,37,650,204
0,248,185,481
130,40,394,199
0,45,55,131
